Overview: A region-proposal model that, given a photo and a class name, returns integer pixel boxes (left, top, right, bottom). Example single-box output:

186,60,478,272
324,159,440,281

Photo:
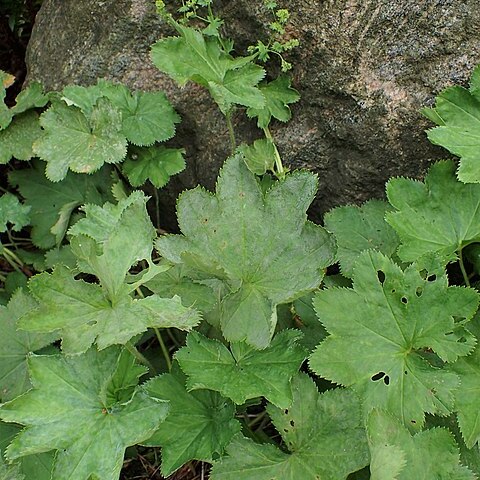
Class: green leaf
10,82,48,117
449,344,480,448
0,461,23,480
151,24,265,113
325,200,400,277
156,155,335,348
98,81,181,146
237,138,276,175
368,409,475,479
144,365,241,476
210,374,369,479
61,83,102,116
34,99,127,181
123,145,186,188
247,75,300,129
0,422,54,480
0,112,42,164
19,266,201,354
0,347,169,480
145,263,218,313
69,191,156,299
0,289,58,402
422,66,480,183
175,330,307,408
208,63,266,114
0,194,30,233
9,160,114,249
292,292,327,352
309,250,478,430
0,71,15,130
386,160,480,263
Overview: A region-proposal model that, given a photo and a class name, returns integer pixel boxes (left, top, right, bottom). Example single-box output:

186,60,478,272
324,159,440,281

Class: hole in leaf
427,274,436,282
383,375,390,385
283,429,288,433
459,337,467,343
284,409,289,414
401,296,408,304
411,420,416,424
371,372,385,381
290,420,295,427
404,370,408,375
416,287,423,297
419,269,428,279
377,270,386,284
391,289,396,293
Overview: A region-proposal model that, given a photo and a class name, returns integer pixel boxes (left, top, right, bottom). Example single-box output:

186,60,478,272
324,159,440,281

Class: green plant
1,2,480,479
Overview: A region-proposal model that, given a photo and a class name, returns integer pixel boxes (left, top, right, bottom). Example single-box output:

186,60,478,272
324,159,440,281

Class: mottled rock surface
25,0,480,223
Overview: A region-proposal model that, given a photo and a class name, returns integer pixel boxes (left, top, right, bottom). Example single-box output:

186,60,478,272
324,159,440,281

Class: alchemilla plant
1,1,480,479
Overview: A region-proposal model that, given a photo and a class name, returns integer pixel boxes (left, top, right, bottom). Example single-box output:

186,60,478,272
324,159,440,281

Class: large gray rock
25,0,480,222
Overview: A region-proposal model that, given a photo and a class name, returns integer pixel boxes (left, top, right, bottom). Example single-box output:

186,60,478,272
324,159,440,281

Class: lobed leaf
0,194,30,233
236,138,276,176
9,160,114,249
19,266,201,354
175,330,307,408
386,160,480,263
246,75,300,128
325,199,400,277
210,374,369,479
309,250,479,430
34,99,127,181
0,112,42,164
0,347,169,480
368,409,475,479
423,65,480,183
123,145,186,188
156,155,335,348
151,24,265,114
144,365,241,476
0,290,58,402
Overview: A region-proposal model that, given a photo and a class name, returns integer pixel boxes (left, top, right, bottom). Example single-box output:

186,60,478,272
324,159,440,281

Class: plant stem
263,127,285,179
459,248,471,287
154,327,172,372
226,111,237,154
153,188,161,230
125,341,157,375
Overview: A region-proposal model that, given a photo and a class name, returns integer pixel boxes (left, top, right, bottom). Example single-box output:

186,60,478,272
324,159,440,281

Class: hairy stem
459,248,471,287
226,111,237,154
125,341,157,374
154,327,172,372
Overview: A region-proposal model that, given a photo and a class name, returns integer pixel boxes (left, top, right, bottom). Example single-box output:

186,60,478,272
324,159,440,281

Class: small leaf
0,347,169,480
144,365,241,476
210,374,369,479
0,193,30,233
98,81,181,146
368,409,475,479
237,138,276,175
11,82,48,116
0,290,58,402
151,24,265,113
123,145,186,188
247,75,300,128
309,250,478,430
175,330,307,408
34,99,127,181
386,160,480,263
325,199,400,277
422,66,480,183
